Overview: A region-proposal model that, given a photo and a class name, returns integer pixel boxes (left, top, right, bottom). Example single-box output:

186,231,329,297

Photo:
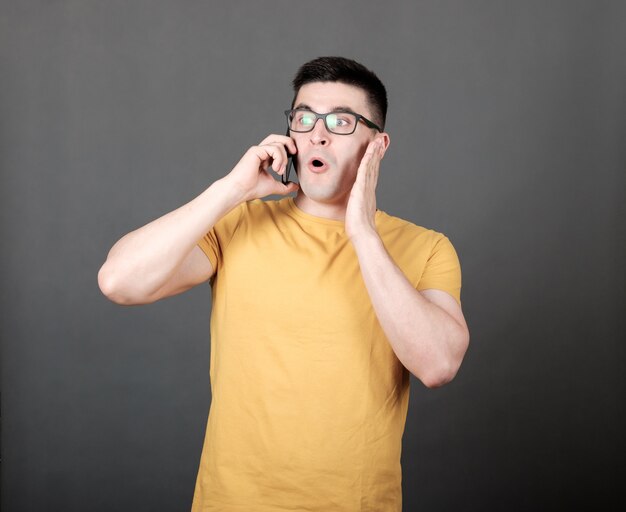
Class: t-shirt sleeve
196,202,245,274
417,234,462,304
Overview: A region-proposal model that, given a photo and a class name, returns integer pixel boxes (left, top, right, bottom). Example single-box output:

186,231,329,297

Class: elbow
420,364,458,389
418,331,470,389
98,263,141,305
419,362,456,389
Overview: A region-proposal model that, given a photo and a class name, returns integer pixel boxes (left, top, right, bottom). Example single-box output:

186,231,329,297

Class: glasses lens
289,110,317,132
326,112,357,134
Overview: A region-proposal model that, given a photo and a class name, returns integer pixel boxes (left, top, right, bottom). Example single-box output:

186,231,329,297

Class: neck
293,191,348,221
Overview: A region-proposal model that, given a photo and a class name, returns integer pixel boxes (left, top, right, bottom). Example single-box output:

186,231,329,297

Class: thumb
265,180,299,197
281,181,299,194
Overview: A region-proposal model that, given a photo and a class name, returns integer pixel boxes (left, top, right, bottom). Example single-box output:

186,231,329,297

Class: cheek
339,140,370,172
292,135,305,157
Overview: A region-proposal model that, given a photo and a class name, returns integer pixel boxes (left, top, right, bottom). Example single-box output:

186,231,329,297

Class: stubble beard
297,167,354,206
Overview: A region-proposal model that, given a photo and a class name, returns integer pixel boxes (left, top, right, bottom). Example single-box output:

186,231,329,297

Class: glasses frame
284,108,382,135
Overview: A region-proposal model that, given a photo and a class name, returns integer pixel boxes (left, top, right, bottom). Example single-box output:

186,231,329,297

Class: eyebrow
294,103,356,113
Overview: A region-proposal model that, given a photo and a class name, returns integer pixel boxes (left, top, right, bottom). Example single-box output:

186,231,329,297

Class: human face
290,82,383,215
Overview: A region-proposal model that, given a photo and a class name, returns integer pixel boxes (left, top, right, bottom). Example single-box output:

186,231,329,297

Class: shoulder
222,198,293,235
215,198,288,231
377,211,463,302
375,210,450,249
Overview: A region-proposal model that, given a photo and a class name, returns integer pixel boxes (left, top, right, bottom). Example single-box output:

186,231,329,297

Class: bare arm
351,230,469,388
98,135,298,305
346,139,469,388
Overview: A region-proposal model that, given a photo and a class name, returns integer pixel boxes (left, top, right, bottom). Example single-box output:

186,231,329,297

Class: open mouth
307,157,329,173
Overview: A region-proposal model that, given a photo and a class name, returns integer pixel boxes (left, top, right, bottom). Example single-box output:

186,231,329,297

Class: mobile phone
282,129,298,185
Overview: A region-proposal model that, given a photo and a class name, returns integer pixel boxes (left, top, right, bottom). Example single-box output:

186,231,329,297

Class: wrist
191,178,247,224
215,175,251,205
348,225,380,250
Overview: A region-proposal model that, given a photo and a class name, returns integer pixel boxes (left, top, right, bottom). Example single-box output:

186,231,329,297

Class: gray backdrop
1,1,624,510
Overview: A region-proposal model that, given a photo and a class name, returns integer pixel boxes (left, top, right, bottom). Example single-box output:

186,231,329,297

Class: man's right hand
98,134,300,305
223,134,299,202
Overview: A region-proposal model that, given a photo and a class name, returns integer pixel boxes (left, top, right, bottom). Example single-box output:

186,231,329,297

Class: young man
99,57,469,511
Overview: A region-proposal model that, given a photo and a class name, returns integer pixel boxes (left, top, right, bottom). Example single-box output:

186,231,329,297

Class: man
99,56,469,511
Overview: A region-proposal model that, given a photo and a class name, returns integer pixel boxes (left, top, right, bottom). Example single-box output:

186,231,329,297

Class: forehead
293,82,371,116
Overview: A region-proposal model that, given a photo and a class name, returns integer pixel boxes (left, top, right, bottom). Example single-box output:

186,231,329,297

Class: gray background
1,1,624,510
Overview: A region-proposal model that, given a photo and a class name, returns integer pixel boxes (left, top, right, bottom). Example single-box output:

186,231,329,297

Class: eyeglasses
284,108,381,135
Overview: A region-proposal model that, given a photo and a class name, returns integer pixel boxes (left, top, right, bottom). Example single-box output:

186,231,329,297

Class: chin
299,180,340,203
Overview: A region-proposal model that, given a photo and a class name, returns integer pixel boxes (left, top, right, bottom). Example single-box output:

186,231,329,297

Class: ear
377,132,391,157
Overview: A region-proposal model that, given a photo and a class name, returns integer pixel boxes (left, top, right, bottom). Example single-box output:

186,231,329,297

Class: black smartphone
282,129,298,185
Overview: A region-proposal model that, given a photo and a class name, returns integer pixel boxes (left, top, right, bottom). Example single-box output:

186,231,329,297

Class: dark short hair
291,56,388,130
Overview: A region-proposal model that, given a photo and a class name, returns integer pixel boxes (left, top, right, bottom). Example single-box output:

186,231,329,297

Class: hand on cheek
345,138,385,240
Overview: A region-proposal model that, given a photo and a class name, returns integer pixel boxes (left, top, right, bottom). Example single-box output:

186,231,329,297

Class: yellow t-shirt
192,197,461,512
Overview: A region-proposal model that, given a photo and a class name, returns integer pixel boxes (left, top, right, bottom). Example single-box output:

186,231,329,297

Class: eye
333,113,354,127
328,112,354,129
297,112,315,127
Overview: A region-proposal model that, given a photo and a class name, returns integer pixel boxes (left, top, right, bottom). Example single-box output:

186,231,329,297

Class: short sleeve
196,202,245,274
416,234,462,304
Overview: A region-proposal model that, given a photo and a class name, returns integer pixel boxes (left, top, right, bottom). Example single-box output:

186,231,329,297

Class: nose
309,118,329,146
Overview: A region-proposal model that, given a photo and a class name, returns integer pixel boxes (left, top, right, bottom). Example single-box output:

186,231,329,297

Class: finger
253,144,287,174
259,134,298,157
377,138,386,158
259,142,290,174
358,143,382,187
370,140,384,170
358,141,382,174
361,141,382,168
282,181,299,194
367,139,383,156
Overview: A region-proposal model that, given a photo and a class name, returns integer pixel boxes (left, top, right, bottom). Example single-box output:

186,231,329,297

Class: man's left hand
345,138,386,240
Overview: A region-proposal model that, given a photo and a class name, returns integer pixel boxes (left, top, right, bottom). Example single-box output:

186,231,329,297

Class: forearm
99,134,299,304
98,177,243,301
351,230,468,387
